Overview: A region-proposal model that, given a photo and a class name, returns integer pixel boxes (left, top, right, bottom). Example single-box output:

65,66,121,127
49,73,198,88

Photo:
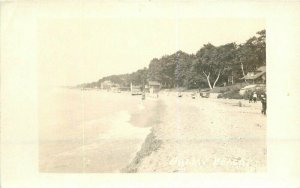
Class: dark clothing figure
252,92,257,103
261,94,267,115
249,95,253,103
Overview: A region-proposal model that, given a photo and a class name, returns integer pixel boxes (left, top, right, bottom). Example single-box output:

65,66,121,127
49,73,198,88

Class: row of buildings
100,80,161,95
99,66,266,94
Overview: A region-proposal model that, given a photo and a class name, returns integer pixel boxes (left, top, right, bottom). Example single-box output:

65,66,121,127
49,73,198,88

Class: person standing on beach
252,92,258,103
249,92,253,103
261,93,267,115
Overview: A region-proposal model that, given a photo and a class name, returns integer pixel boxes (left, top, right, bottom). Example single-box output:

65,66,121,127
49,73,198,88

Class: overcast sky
38,18,265,86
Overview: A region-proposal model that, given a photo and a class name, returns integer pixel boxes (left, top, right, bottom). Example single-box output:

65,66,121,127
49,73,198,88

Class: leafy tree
174,51,194,88
148,58,163,83
78,30,265,91
235,29,266,83
195,43,236,89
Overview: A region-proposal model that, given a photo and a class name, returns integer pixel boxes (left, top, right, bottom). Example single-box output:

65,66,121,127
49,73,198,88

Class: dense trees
147,51,195,88
79,30,266,90
193,43,237,89
235,30,266,83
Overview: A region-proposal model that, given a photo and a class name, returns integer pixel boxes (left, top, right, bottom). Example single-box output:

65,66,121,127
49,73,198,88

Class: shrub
243,90,253,100
219,88,243,99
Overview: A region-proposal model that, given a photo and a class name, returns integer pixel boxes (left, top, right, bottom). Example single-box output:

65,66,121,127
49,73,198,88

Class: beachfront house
130,82,142,95
148,81,161,94
240,66,266,84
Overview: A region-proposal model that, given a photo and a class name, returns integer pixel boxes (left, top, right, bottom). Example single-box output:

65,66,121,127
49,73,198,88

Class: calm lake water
39,88,151,173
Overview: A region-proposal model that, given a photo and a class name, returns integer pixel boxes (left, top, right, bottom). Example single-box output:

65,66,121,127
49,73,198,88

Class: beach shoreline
39,89,266,173
39,89,152,173
123,93,266,173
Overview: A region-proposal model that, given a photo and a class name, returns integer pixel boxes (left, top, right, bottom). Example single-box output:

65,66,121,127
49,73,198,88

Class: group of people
249,91,267,115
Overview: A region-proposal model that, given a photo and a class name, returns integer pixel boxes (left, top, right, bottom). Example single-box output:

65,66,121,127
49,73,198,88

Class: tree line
78,30,265,90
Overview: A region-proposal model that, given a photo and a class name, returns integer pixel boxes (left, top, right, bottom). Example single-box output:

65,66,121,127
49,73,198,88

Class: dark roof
241,66,266,80
241,71,266,80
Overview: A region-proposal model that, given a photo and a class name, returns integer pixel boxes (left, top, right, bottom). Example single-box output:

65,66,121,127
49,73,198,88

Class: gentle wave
97,110,151,139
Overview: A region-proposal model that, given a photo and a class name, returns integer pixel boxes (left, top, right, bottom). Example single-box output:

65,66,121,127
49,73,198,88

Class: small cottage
130,82,142,95
241,66,266,84
148,81,161,94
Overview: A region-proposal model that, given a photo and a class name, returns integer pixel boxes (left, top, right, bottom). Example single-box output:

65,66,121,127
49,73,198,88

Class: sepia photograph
38,18,266,173
1,1,300,188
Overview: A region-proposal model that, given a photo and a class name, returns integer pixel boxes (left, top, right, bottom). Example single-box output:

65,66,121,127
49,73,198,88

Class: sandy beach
124,93,266,173
39,89,266,173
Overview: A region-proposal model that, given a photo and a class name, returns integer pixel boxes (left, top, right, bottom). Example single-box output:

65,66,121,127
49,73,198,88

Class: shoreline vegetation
77,30,265,95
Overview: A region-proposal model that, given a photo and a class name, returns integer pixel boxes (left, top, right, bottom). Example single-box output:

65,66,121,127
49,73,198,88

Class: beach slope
125,96,266,172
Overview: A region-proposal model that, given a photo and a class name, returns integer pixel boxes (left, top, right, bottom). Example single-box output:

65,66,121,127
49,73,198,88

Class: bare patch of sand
124,95,266,173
